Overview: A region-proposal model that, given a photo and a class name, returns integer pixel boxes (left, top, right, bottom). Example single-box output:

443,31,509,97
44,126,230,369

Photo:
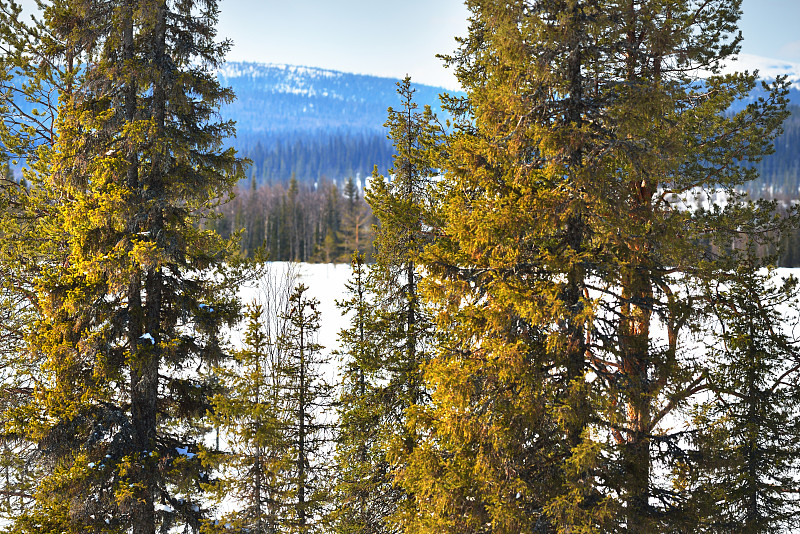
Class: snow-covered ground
243,263,800,359
237,261,352,352
236,261,354,381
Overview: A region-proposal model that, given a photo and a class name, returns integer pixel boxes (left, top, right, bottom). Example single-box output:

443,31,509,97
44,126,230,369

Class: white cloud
719,53,800,87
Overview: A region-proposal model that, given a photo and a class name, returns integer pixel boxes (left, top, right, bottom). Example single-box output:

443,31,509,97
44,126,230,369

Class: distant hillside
746,105,800,195
217,62,456,184
218,61,800,189
218,62,452,135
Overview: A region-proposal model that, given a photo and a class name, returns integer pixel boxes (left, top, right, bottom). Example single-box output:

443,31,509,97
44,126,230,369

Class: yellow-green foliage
396,1,792,533
0,0,246,532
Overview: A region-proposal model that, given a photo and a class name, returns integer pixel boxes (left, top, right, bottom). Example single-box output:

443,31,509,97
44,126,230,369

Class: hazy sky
739,0,800,62
15,0,800,89
216,0,470,89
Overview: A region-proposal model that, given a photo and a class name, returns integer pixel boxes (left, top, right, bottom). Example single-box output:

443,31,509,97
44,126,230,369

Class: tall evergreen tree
278,283,332,534
397,2,617,529
367,76,440,428
2,1,246,532
333,77,441,531
398,1,790,532
592,2,787,530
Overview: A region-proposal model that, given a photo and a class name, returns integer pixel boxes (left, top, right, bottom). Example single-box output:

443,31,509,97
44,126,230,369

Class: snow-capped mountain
216,62,455,137
722,53,800,87
717,54,800,111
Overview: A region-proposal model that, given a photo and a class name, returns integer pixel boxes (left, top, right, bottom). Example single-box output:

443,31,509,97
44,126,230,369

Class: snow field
236,261,353,383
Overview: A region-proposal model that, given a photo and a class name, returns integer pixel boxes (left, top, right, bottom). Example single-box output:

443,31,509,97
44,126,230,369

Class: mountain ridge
217,61,457,140
217,60,800,189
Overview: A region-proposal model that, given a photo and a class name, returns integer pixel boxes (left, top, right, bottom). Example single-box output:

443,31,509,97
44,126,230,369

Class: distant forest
748,105,800,195
213,178,800,267
211,175,373,263
234,106,800,192
235,130,394,185
227,107,800,265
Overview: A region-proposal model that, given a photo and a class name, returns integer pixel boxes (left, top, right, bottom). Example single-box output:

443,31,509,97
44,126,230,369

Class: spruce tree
340,176,372,260
0,151,43,524
204,264,300,534
327,80,454,530
685,252,800,533
206,304,290,534
278,283,332,534
208,275,332,534
397,2,616,530
2,1,246,532
367,76,440,428
321,182,343,263
329,253,390,534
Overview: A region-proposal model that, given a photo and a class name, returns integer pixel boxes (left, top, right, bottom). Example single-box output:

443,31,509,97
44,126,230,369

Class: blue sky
215,0,470,89
16,0,800,89
739,0,800,62
215,0,800,88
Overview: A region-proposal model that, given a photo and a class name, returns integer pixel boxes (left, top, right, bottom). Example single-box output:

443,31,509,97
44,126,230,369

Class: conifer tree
685,252,800,533
399,1,790,532
591,2,787,530
1,1,246,532
318,181,342,263
206,308,287,532
329,253,391,534
205,264,299,534
0,152,44,523
340,176,372,260
396,2,617,529
0,0,83,521
368,77,441,425
278,283,332,534
286,174,302,260
210,304,284,533
324,77,444,532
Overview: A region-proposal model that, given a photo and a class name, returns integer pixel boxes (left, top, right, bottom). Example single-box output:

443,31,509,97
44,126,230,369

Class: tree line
211,174,374,262
214,176,800,268
3,1,800,534
236,132,393,186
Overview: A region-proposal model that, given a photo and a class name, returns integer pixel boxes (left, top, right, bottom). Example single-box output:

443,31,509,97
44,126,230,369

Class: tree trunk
131,1,168,532
620,262,653,533
298,317,306,532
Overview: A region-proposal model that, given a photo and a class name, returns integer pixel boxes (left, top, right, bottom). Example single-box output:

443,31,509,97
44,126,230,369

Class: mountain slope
216,60,800,189
217,62,457,184
218,62,454,137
